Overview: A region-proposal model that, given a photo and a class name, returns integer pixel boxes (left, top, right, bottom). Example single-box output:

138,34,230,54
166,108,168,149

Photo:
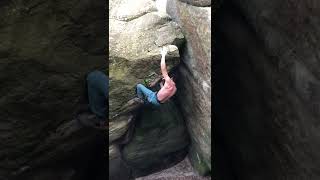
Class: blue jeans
87,70,108,120
136,84,160,106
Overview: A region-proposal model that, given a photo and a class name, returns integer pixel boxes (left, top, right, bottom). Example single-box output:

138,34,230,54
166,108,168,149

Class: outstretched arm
160,47,169,80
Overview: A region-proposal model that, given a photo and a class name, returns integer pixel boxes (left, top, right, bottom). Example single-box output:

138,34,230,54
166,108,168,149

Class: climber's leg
136,84,153,100
87,70,108,120
148,92,160,106
136,84,160,106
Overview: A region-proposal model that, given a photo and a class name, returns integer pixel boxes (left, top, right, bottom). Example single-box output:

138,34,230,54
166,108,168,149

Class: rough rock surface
109,0,189,179
123,100,189,177
13,120,107,180
109,97,190,180
0,0,106,179
109,0,184,119
178,0,211,7
167,0,211,175
215,1,320,180
109,145,131,180
136,157,211,180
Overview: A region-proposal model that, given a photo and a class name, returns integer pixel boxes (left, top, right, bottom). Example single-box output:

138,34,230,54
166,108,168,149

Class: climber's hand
160,46,168,57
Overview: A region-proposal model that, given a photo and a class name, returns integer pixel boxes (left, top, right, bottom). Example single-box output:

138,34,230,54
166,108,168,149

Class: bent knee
136,84,144,89
87,70,103,80
87,71,108,84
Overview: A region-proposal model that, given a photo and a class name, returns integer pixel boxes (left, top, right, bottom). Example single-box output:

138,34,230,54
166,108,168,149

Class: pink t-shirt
157,78,177,103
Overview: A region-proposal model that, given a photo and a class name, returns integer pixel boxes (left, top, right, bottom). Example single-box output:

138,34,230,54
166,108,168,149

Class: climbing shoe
120,97,144,114
76,111,107,130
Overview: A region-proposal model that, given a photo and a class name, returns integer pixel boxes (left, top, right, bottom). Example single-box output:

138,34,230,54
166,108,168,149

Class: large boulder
167,0,212,175
215,1,320,179
0,0,106,179
109,0,189,179
109,0,184,118
122,100,189,177
12,120,107,180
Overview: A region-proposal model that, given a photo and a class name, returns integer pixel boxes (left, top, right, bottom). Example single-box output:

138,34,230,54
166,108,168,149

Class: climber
136,46,177,106
76,70,108,130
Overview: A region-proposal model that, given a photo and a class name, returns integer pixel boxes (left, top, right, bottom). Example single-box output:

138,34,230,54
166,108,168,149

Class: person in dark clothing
76,70,108,130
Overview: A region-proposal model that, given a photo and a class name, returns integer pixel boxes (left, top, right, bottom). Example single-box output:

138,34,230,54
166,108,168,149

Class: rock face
109,0,189,179
179,0,211,7
215,1,320,180
122,101,189,177
136,157,212,180
167,0,212,175
109,0,184,119
109,99,190,180
0,0,106,179
109,145,131,180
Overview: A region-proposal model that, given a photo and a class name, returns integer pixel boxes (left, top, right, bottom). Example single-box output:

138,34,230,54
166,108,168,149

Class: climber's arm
160,47,170,80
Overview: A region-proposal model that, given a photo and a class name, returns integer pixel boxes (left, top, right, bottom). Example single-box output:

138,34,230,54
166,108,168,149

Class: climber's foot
120,97,144,114
76,111,106,130
131,97,144,105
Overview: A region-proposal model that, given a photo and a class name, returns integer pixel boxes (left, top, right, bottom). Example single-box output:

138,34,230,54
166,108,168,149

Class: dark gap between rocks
213,1,255,180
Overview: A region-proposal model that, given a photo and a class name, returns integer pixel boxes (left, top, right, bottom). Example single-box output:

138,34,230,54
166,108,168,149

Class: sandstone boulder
109,0,189,179
122,100,189,177
109,0,184,117
167,0,212,175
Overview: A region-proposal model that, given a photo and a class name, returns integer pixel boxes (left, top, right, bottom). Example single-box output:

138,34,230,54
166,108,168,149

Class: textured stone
136,157,212,180
167,0,211,175
178,0,211,7
109,0,188,179
122,100,189,178
13,120,106,180
109,3,184,118
215,1,320,179
110,0,157,21
109,144,131,180
0,0,106,179
109,115,131,144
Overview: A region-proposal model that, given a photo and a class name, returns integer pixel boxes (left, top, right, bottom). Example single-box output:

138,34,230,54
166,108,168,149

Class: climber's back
157,77,176,103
